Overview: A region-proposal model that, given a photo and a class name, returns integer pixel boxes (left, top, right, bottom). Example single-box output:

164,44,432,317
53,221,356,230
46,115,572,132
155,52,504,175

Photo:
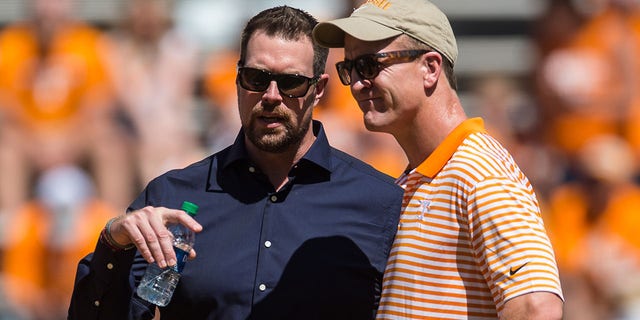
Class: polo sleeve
468,176,563,310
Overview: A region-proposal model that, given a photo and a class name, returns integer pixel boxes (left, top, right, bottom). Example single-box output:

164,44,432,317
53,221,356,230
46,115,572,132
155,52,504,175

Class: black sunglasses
237,67,320,98
335,50,428,85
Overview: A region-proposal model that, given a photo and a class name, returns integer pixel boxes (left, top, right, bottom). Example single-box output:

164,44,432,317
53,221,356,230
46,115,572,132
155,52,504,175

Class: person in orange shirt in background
202,48,244,153
528,1,640,319
0,0,134,219
545,134,640,320
536,0,640,161
2,165,115,319
0,0,132,318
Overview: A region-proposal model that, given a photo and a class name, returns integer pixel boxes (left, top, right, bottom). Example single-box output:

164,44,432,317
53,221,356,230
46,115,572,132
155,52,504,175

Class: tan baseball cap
313,0,458,65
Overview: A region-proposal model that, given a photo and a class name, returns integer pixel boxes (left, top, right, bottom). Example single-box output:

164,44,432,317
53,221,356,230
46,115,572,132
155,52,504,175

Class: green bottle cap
181,201,199,216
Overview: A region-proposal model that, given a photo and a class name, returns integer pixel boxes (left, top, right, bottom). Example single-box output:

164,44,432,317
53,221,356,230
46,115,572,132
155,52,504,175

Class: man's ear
422,51,443,88
314,73,330,100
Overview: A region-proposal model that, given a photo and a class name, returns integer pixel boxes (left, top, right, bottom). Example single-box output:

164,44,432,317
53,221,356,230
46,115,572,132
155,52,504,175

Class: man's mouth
257,115,286,128
259,115,284,122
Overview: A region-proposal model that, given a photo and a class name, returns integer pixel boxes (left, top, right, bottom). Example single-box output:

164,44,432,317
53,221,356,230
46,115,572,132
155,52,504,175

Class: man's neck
398,98,467,170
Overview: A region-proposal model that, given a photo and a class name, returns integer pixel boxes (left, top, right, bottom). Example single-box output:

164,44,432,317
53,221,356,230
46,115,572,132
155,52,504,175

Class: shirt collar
415,117,486,178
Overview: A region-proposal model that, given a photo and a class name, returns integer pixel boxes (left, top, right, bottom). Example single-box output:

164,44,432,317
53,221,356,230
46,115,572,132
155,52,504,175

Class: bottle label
174,247,189,273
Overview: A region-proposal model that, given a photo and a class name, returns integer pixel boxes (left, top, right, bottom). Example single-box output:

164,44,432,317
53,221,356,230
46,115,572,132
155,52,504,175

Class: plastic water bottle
136,201,199,306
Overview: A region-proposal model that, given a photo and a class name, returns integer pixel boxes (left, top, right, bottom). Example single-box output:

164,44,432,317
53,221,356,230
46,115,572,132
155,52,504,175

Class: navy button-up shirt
68,121,403,320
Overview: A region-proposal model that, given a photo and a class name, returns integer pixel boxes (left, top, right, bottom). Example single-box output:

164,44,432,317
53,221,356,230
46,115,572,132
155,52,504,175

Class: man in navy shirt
68,6,402,320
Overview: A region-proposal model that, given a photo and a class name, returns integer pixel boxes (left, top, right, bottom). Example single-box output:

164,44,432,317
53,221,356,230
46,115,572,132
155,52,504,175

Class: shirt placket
250,173,294,304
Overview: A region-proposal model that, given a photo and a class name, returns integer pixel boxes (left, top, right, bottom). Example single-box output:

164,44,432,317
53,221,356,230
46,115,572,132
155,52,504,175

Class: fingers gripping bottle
136,201,199,306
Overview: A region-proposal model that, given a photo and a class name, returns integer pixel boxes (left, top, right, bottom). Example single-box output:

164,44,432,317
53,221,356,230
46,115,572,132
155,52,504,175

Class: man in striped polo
313,0,564,319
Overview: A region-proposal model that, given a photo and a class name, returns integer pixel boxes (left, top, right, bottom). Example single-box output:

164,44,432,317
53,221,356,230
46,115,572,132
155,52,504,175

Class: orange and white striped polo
376,118,563,319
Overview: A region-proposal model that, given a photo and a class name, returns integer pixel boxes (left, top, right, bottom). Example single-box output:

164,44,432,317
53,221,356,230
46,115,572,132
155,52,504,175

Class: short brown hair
238,6,329,77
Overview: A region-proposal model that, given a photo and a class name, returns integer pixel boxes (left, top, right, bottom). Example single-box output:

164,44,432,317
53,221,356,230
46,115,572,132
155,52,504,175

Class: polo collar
415,117,486,178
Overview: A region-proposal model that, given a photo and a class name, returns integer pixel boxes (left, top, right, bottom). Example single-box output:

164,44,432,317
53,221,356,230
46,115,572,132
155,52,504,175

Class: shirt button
270,195,277,202
259,284,267,291
94,300,100,307
107,263,114,270
248,166,256,173
264,240,272,248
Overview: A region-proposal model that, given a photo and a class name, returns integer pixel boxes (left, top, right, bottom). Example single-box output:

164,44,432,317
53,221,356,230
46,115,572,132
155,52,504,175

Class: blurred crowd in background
0,0,639,319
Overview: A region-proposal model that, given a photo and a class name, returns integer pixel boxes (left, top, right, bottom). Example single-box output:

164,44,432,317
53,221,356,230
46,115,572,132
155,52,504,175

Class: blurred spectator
2,166,114,319
532,0,586,59
532,3,640,319
545,134,640,320
0,0,132,318
0,0,134,233
104,0,205,186
466,73,568,197
202,47,243,153
535,0,640,159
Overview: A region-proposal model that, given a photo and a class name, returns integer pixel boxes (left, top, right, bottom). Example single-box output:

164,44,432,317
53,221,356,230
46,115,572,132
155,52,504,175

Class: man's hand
108,206,203,267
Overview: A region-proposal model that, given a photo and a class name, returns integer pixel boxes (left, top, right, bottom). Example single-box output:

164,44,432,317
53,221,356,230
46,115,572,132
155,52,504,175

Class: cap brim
314,17,402,48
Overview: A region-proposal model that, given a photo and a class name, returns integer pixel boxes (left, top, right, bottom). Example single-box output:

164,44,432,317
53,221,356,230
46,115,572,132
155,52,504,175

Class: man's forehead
343,35,400,57
244,33,315,73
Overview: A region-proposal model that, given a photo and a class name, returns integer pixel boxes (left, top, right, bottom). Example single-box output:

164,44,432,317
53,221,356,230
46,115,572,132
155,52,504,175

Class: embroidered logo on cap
364,0,391,10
